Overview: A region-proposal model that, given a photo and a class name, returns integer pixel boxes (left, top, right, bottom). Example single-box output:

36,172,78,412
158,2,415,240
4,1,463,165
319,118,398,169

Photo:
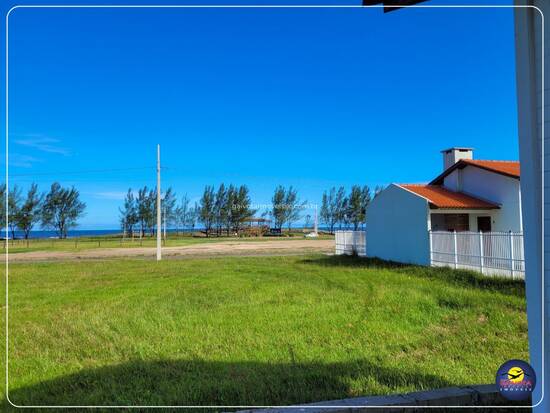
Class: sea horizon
3,225,354,239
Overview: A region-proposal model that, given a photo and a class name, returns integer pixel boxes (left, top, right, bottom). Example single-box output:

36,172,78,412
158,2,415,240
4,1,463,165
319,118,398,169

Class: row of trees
0,183,86,239
120,187,175,237
120,183,383,237
269,185,306,231
199,184,255,237
2,182,384,239
198,184,310,236
320,185,383,233
120,187,207,237
121,184,309,238
120,184,258,238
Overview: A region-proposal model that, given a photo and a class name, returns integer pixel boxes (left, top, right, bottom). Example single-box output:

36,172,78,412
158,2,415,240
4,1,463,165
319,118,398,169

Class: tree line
120,187,177,237
121,184,383,237
198,184,309,236
120,184,310,238
320,185,383,233
0,183,86,239
198,184,255,237
269,185,306,231
119,184,255,238
2,182,384,239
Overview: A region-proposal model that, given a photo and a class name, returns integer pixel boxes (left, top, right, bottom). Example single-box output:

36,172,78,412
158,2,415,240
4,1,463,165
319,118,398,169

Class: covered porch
429,210,497,233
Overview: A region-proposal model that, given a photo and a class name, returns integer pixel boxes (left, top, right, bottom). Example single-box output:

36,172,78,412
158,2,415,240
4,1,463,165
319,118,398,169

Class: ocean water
7,229,123,239
5,225,349,239
5,228,206,239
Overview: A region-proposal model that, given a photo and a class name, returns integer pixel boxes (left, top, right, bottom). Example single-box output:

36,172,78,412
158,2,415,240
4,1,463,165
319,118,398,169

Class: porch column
514,1,547,411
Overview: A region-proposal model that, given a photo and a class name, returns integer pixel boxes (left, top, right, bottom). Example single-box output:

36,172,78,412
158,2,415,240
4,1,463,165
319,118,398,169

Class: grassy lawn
3,255,527,407
3,233,334,254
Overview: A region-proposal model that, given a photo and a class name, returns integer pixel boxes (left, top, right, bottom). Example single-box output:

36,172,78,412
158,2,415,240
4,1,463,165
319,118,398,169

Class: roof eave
429,205,500,210
429,160,520,185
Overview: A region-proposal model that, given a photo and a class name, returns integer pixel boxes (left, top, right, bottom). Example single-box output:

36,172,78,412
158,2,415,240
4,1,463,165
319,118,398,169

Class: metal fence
335,230,366,256
429,230,525,279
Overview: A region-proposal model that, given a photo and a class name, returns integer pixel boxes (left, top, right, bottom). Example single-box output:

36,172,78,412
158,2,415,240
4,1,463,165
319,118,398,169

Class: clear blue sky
3,1,519,229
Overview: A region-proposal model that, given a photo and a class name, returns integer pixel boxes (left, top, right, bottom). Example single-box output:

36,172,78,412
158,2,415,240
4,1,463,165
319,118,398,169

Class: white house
366,148,521,265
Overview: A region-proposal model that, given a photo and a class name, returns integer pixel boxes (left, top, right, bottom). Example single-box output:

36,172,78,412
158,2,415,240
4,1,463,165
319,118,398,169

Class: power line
9,166,157,177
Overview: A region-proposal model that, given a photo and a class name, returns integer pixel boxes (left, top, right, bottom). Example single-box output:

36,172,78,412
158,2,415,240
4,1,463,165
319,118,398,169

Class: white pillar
514,2,546,410
479,231,484,275
314,205,318,234
509,231,515,279
428,230,433,266
453,230,458,269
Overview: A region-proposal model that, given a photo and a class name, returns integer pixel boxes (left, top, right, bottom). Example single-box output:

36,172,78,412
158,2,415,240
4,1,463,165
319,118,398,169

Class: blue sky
3,1,519,229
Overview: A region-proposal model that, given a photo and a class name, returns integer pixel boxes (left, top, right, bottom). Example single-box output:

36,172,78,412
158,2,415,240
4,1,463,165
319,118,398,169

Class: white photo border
4,3,545,409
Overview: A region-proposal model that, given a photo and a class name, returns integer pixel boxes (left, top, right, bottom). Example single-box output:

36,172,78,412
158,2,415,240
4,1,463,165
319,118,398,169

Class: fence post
428,230,433,266
453,230,458,269
343,231,347,255
478,231,484,275
509,231,515,279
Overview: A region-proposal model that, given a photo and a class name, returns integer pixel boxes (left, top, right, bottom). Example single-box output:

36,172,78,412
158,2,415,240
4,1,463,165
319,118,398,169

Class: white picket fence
335,230,366,256
430,230,525,279
334,229,525,280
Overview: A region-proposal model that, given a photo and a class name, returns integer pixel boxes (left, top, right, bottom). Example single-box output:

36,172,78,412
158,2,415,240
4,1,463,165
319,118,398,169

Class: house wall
366,184,430,265
443,169,460,191
443,167,522,232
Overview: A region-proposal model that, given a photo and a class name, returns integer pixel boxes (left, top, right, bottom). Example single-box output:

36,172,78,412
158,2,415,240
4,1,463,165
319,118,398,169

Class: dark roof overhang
362,1,428,12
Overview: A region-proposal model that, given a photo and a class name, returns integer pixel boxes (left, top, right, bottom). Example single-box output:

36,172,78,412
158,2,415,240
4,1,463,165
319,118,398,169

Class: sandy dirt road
4,239,334,262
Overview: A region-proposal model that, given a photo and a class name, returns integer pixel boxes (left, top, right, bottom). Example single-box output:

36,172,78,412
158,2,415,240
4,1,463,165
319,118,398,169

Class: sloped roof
398,184,500,209
431,159,520,185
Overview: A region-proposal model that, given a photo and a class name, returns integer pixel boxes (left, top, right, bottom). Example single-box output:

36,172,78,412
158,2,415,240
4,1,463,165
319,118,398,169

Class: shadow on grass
5,358,458,409
300,256,525,297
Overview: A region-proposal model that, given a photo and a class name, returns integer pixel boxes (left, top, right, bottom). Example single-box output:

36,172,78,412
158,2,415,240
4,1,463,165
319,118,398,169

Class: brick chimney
441,147,473,171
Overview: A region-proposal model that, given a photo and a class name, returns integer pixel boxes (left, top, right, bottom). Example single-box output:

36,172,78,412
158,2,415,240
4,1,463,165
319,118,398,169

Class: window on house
430,214,470,231
444,214,470,232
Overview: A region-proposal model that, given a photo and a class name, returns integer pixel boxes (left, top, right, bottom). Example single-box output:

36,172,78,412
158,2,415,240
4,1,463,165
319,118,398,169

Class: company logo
496,359,536,401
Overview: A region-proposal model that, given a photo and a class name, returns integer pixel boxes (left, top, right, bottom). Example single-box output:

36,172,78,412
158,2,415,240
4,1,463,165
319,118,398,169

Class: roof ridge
465,159,519,164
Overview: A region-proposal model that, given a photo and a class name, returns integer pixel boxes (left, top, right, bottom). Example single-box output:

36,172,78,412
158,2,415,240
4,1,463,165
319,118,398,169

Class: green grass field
3,255,527,408
3,233,334,254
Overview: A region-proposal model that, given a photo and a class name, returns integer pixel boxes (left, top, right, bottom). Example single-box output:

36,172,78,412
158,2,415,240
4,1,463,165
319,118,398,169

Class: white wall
443,169,460,192
443,167,522,232
366,184,430,265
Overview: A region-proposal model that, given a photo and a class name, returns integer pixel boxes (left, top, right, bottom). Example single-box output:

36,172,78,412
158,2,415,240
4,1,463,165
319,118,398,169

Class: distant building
366,148,521,265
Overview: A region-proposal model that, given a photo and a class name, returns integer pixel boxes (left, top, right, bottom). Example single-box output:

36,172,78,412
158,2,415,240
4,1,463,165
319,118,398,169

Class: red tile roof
431,159,520,185
461,159,520,178
398,184,500,209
